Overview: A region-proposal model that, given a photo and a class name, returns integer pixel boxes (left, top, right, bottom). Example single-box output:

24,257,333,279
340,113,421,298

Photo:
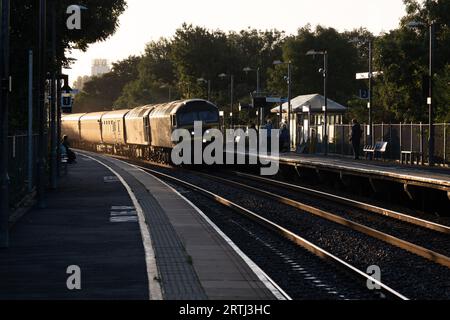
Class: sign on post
356,71,383,80
61,93,73,114
265,97,288,104
359,89,369,99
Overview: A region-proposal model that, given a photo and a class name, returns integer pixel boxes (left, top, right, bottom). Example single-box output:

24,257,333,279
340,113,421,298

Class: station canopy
271,94,347,114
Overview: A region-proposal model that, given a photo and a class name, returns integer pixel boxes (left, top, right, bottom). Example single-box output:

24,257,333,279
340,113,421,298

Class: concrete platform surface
245,151,450,191
83,152,279,300
0,154,149,300
0,151,280,300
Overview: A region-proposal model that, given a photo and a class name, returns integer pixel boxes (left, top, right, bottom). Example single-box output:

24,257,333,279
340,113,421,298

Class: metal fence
8,134,39,209
297,123,449,166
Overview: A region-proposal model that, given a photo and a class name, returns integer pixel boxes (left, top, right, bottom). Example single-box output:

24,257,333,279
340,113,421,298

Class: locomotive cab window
177,101,219,126
171,115,177,127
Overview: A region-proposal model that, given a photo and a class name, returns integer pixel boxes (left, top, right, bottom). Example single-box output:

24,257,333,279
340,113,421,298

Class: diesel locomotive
62,99,220,163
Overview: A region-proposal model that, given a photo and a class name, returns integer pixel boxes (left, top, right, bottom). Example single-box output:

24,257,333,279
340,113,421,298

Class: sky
64,0,408,84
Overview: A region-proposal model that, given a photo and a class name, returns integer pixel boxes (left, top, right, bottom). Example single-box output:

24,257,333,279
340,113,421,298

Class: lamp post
197,78,211,101
243,67,260,94
350,38,375,146
219,73,234,128
160,84,172,102
306,50,328,156
49,0,57,190
0,0,10,247
243,67,261,127
37,0,47,208
273,60,292,149
407,20,436,166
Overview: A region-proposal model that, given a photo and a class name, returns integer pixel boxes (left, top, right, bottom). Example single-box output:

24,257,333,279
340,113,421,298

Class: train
62,99,220,163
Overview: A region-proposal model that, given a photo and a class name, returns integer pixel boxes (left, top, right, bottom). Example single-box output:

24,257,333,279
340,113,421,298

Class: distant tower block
91,59,110,77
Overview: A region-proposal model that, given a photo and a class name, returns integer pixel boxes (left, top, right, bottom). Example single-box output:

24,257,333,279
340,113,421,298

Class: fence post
389,124,392,160
399,122,402,162
363,124,367,146
444,123,447,165
410,122,413,153
28,50,33,193
420,122,424,165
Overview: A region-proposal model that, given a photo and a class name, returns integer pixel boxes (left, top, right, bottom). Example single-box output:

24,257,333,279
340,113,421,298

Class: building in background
73,75,91,91
271,94,347,147
91,59,110,77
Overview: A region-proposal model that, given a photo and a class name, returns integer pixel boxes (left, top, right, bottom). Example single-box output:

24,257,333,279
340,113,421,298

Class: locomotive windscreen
177,101,219,126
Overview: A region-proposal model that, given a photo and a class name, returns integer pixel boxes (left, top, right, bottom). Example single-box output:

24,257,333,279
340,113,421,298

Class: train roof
125,105,155,119
151,99,218,117
80,112,108,121
62,113,86,121
101,109,131,120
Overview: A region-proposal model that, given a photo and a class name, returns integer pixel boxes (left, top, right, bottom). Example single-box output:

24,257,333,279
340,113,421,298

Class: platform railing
8,134,40,210
296,123,449,167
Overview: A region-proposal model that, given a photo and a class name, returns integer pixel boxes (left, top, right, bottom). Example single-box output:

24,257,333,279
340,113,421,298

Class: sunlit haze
64,0,407,84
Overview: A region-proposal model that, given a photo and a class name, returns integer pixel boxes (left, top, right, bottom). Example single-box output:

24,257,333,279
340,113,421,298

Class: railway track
127,162,408,300
79,151,450,299
196,170,450,267
232,171,450,234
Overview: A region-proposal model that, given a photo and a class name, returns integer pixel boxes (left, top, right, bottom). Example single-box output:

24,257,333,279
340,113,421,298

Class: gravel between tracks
155,167,450,300
171,183,384,300
219,173,450,257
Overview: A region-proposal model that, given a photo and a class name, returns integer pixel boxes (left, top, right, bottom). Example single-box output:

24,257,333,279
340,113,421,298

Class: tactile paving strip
101,158,207,300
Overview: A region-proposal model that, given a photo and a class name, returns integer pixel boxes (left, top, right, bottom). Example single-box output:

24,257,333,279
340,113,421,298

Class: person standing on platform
350,119,363,160
280,123,289,153
265,119,273,153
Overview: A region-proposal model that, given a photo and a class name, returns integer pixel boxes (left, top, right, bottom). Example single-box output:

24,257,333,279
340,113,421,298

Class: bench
364,141,388,160
60,152,69,176
401,151,423,165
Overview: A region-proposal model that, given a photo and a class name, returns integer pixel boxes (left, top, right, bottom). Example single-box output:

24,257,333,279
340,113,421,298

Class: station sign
266,97,288,104
359,89,369,99
356,71,383,80
61,92,73,114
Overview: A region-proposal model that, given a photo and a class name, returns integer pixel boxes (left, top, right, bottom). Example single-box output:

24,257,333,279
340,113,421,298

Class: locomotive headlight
205,130,210,135
191,131,195,136
203,139,207,143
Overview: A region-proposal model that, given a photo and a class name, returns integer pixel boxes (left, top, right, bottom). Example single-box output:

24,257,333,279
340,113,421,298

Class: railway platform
276,153,450,193
0,151,279,300
229,151,449,215
268,153,450,214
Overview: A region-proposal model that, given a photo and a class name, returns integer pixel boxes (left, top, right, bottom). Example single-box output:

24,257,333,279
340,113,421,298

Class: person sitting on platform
61,135,77,164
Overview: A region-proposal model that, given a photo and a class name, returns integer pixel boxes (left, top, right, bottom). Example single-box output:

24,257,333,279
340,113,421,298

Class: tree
73,56,141,112
9,0,127,131
114,39,176,108
371,0,450,123
268,26,360,110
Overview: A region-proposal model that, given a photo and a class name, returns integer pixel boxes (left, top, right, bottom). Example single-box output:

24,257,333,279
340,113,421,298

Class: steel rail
194,171,450,269
129,163,408,300
233,171,450,235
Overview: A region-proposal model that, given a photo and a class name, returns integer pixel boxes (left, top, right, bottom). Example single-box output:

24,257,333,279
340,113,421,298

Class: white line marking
126,163,292,301
104,176,120,183
110,216,139,223
81,154,163,300
111,206,135,210
110,211,138,217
